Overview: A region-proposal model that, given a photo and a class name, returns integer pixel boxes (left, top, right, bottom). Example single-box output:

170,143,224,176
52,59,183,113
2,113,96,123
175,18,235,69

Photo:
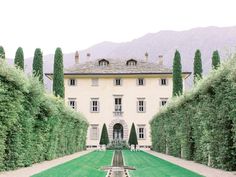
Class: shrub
0,60,88,171
150,55,236,171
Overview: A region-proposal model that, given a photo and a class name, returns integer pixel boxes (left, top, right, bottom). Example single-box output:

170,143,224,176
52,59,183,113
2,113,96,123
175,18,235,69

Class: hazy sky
0,0,235,58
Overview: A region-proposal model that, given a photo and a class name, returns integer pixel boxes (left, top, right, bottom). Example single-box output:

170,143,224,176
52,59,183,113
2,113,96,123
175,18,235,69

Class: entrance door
113,123,123,140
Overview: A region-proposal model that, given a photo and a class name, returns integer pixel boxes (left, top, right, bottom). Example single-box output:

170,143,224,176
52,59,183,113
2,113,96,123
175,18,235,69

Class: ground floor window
137,125,146,139
90,124,99,140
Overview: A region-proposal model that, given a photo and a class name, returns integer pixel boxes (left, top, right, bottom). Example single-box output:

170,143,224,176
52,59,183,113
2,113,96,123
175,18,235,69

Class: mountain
8,26,236,89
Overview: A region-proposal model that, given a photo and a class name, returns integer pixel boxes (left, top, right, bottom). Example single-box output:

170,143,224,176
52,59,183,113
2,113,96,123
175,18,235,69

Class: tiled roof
64,58,175,75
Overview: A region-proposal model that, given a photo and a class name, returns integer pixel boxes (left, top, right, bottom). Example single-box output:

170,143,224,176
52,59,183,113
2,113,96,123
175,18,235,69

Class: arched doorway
113,123,123,140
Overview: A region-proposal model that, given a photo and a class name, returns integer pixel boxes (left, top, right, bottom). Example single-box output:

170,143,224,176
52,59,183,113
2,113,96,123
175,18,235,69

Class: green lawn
32,150,113,177
123,150,203,177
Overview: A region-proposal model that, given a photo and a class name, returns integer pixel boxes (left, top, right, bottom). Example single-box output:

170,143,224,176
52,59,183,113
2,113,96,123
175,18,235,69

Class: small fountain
102,150,135,177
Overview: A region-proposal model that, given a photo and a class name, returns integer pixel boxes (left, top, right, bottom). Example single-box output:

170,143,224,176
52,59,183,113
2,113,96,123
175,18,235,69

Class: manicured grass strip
32,150,113,177
123,150,203,177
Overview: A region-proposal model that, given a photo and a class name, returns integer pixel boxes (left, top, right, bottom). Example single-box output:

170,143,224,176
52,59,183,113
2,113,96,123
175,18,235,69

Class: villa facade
47,52,190,148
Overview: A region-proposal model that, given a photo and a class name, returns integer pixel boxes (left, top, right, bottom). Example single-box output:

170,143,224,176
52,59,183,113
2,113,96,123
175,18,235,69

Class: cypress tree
32,48,44,83
53,47,64,98
99,123,109,145
14,47,24,70
193,49,203,84
128,123,138,146
172,50,183,96
0,46,5,59
212,50,220,69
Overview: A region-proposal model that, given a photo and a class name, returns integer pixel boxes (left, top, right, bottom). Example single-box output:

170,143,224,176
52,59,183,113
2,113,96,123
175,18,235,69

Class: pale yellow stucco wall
64,74,187,148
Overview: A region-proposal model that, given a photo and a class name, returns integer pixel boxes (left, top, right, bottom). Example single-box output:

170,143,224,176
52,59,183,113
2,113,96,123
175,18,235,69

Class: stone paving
146,150,236,177
0,150,92,177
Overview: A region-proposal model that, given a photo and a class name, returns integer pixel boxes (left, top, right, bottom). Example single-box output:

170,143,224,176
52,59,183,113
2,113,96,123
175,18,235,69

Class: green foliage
172,50,183,96
150,55,236,171
53,48,64,98
193,49,203,84
128,123,138,146
0,60,88,171
212,50,220,69
14,47,24,70
0,46,5,60
32,48,43,83
99,124,109,145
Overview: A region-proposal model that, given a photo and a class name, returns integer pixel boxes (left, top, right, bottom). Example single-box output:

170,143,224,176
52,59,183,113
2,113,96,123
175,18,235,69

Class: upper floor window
114,98,122,112
137,78,145,86
137,98,146,113
137,125,146,139
90,124,99,140
160,98,168,107
68,79,77,86
114,78,122,86
126,59,137,66
160,78,168,86
98,59,109,66
92,78,99,86
113,95,123,116
68,98,77,110
90,98,99,113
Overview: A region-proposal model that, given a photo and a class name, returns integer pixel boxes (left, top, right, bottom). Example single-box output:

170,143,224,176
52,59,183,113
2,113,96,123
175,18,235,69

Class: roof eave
45,72,191,77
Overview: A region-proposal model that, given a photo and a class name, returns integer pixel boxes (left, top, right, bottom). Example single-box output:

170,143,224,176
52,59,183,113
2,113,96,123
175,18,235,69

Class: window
100,61,108,66
160,78,168,86
160,98,168,107
137,98,146,112
128,61,136,66
98,59,109,66
90,124,99,140
68,98,77,110
90,98,99,112
92,78,98,86
115,98,122,112
68,79,76,86
114,78,122,86
137,125,146,139
126,59,137,66
137,78,145,86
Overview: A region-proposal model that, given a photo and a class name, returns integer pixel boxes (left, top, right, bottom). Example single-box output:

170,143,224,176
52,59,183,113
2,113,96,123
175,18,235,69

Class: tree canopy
172,50,183,96
53,47,64,98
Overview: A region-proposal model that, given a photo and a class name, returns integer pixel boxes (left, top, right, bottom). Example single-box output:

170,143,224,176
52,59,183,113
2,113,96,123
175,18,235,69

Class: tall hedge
150,54,236,171
0,60,88,171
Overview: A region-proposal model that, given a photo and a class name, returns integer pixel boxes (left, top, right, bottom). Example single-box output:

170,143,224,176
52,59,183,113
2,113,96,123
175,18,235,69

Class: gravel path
146,150,236,177
0,150,92,177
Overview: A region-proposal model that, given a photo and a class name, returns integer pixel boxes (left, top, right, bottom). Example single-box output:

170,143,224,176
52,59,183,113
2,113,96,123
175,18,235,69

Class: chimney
75,51,79,64
145,52,148,62
87,53,91,60
158,55,163,65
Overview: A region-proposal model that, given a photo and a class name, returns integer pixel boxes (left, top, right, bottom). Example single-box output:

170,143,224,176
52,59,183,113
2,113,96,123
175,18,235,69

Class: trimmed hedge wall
150,55,236,171
0,60,88,171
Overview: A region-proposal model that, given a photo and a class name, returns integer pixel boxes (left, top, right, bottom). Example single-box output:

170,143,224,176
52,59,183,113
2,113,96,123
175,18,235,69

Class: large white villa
47,52,190,148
